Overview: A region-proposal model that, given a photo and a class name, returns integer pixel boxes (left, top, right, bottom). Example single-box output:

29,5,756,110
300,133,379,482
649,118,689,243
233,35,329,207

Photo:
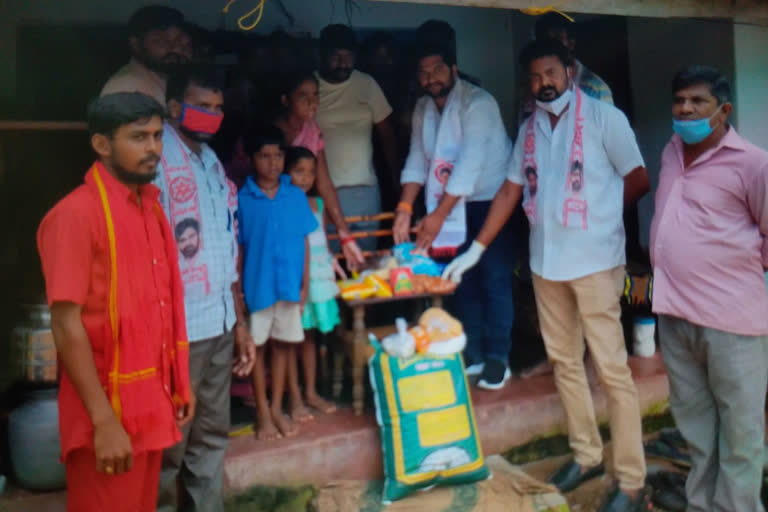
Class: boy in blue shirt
238,126,317,440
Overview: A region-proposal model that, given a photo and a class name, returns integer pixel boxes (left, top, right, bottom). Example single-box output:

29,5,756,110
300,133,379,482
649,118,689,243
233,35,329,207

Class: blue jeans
453,200,516,366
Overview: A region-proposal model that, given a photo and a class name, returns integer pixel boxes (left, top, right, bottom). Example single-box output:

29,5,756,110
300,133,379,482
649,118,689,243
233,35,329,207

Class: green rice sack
369,340,489,503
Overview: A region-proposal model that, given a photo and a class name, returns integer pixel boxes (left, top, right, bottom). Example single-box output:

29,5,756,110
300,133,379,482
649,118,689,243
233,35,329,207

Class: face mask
537,88,572,116
672,105,722,144
179,103,223,135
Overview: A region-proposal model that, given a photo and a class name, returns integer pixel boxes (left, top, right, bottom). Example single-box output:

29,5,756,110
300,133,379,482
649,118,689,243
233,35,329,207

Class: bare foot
272,412,298,437
290,400,314,423
255,416,282,441
520,361,553,379
306,393,337,414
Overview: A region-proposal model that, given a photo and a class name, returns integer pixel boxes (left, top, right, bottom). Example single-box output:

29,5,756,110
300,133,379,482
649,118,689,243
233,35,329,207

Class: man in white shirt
444,39,651,512
101,6,192,105
315,24,398,249
155,70,255,512
392,37,515,391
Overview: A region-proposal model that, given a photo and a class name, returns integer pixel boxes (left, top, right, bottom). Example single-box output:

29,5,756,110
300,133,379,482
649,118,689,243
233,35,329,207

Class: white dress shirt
401,79,512,202
507,93,644,281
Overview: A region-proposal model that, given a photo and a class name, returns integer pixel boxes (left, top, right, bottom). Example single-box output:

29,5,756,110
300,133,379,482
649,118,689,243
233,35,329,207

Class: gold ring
105,466,114,475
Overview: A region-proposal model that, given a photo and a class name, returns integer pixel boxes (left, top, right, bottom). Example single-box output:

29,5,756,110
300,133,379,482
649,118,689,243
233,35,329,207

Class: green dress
302,198,341,333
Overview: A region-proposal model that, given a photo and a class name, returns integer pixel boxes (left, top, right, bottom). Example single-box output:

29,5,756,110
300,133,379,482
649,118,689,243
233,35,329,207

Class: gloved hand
441,240,486,283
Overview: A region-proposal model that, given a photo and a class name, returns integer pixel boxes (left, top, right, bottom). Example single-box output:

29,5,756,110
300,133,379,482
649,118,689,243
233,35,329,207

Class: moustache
140,155,160,166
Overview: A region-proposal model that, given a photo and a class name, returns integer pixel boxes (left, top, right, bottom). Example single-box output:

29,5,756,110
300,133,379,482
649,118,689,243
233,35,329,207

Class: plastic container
633,316,656,358
8,389,66,490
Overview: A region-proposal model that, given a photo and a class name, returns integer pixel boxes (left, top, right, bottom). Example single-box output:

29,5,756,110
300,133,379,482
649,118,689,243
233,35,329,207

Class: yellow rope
222,0,267,31
520,4,575,22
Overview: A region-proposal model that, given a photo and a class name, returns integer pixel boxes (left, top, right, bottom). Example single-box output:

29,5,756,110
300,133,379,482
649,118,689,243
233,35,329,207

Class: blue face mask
672,106,722,144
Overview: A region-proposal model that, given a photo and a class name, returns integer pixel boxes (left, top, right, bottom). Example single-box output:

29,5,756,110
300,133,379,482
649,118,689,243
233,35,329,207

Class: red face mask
179,104,224,135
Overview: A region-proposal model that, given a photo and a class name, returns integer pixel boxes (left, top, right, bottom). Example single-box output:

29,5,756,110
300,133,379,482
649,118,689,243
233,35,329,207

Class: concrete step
0,354,669,509
223,354,669,492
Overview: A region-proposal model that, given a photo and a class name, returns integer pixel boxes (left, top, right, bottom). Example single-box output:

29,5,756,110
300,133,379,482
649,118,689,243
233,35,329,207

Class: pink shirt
651,128,768,336
292,119,325,156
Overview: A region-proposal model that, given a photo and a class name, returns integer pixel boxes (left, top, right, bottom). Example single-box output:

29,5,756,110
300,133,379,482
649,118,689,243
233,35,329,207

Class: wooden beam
370,0,768,20
0,121,87,131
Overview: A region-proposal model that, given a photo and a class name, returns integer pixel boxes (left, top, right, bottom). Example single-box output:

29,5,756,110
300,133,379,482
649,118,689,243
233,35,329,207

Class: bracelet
341,235,356,246
396,201,413,214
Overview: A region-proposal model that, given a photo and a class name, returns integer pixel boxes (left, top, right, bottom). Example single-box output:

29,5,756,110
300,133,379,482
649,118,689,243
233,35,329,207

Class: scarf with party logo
87,162,190,436
521,86,588,230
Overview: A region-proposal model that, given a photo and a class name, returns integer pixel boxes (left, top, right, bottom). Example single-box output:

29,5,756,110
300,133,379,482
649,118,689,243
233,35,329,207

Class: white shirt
155,124,239,342
316,70,392,188
507,94,644,281
401,80,512,202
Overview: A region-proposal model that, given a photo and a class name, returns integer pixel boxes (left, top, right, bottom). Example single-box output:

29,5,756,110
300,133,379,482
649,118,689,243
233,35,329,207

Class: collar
92,160,161,204
165,122,217,168
245,174,291,199
127,57,165,87
672,124,747,158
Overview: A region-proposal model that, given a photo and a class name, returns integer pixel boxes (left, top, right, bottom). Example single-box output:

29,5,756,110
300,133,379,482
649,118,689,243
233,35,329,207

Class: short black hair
284,146,318,195
166,67,223,103
417,20,458,65
87,92,165,137
519,38,572,71
672,65,732,105
319,24,357,52
243,124,285,157
279,69,318,98
174,217,200,239
128,6,185,38
534,12,574,41
415,42,457,68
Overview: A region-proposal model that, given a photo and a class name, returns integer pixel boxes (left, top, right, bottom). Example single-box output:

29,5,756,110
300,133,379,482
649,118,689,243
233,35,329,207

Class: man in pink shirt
651,65,768,512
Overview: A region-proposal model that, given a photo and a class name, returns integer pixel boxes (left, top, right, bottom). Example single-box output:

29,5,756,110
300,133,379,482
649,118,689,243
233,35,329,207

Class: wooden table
335,292,452,415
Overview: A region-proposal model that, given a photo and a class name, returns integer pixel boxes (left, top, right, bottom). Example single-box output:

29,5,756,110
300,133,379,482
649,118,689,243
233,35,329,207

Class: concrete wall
626,17,735,248
734,24,768,148
1,0,521,127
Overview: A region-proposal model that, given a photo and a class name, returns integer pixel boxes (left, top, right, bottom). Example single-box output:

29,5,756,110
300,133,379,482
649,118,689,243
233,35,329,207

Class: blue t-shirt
238,174,318,312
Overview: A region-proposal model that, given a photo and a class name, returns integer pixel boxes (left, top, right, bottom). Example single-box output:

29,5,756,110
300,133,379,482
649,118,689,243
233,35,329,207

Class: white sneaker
465,362,485,376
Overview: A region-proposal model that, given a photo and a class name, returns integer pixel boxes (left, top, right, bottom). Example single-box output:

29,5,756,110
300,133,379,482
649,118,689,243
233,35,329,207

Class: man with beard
315,24,398,250
443,39,650,511
175,218,201,260
155,70,255,512
101,6,192,105
393,39,516,391
36,93,193,511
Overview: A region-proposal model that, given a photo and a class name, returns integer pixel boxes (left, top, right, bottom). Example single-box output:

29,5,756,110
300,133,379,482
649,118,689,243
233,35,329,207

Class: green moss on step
225,485,316,512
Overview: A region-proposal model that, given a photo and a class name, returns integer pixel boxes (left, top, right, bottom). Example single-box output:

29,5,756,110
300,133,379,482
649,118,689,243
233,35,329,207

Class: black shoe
548,460,605,493
476,359,511,390
597,486,652,512
648,471,687,512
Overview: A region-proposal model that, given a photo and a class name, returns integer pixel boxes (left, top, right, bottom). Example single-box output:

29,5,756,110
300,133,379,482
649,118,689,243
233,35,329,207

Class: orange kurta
37,162,189,460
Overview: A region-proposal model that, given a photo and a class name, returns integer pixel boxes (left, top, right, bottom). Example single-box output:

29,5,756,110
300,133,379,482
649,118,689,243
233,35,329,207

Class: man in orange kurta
37,92,194,512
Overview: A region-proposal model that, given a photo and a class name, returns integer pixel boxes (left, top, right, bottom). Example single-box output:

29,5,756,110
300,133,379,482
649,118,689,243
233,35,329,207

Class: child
237,126,318,440
283,146,343,421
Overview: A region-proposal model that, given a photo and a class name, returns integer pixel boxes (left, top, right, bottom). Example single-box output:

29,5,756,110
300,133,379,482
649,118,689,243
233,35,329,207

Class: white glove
442,241,486,283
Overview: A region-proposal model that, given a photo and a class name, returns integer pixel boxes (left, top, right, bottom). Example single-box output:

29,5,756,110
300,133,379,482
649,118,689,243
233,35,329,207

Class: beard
112,156,159,185
424,76,455,100
536,86,559,102
180,245,199,259
328,67,352,83
178,125,215,143
136,47,190,75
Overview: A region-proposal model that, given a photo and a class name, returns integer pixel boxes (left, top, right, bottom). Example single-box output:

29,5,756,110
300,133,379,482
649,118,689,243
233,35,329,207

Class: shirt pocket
681,179,744,228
